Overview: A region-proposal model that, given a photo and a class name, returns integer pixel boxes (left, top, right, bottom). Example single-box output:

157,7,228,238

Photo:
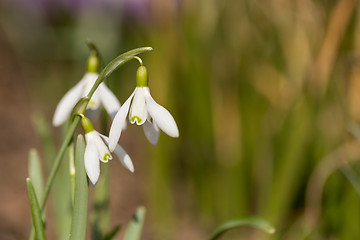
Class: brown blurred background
1,0,360,239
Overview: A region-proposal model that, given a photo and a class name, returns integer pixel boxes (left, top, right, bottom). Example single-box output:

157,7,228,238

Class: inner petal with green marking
131,116,142,124
129,88,147,125
103,153,111,162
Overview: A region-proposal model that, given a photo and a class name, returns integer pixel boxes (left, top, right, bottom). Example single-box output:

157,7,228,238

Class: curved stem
132,56,143,66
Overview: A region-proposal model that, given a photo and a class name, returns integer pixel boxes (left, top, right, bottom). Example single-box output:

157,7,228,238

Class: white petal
88,91,101,110
143,120,160,145
129,87,147,125
52,81,85,126
108,89,136,151
83,73,101,110
144,88,179,138
84,141,100,185
101,135,134,172
90,131,112,163
114,145,134,173
98,83,121,118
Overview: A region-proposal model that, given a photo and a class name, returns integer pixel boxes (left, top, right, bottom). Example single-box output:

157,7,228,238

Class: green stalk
28,149,44,201
69,135,88,240
123,206,146,240
28,150,45,240
40,117,81,210
69,143,76,204
27,178,46,240
92,164,110,240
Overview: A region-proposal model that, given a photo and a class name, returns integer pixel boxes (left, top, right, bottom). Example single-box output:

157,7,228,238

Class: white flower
52,72,121,126
109,66,179,151
81,117,134,185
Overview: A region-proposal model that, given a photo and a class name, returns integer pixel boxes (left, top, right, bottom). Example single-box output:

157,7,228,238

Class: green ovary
132,116,142,123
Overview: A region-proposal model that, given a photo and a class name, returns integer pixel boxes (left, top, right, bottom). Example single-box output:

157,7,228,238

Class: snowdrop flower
81,116,134,185
109,65,179,151
52,55,121,126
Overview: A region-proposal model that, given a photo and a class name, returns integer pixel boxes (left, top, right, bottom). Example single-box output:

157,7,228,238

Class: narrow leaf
92,164,110,239
69,143,76,204
209,216,275,240
31,114,56,169
28,149,44,201
123,206,146,240
104,225,121,240
70,135,89,240
341,164,360,196
32,115,71,240
26,178,46,240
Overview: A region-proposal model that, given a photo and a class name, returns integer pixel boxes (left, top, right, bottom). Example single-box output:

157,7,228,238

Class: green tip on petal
87,54,100,73
81,117,95,134
136,66,148,87
131,116,142,123
103,153,111,162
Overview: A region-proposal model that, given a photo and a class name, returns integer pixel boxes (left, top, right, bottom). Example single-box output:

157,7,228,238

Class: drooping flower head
52,54,121,126
81,116,134,185
109,65,179,151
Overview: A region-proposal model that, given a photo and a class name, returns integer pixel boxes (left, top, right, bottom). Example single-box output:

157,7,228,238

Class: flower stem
40,116,81,210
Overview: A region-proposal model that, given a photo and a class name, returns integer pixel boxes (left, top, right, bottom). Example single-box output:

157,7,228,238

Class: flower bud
136,66,148,87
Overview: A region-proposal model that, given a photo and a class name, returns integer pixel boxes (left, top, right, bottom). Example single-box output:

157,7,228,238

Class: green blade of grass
26,178,46,240
341,164,360,196
31,114,56,169
28,149,44,202
209,216,275,240
123,206,146,240
69,135,89,240
104,225,121,240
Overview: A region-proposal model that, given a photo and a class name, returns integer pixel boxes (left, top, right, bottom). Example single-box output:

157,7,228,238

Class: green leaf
123,206,146,240
31,114,56,169
28,149,44,201
69,135,89,240
92,164,110,240
341,164,360,196
209,216,275,240
31,115,72,240
69,143,76,204
26,178,46,240
104,225,121,240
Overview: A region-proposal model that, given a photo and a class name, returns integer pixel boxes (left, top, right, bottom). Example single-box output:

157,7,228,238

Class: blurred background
1,0,360,239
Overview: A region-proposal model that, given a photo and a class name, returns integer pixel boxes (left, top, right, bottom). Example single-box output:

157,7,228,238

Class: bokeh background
1,0,360,239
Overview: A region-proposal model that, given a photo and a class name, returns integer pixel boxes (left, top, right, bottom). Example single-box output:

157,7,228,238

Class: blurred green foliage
2,0,360,239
